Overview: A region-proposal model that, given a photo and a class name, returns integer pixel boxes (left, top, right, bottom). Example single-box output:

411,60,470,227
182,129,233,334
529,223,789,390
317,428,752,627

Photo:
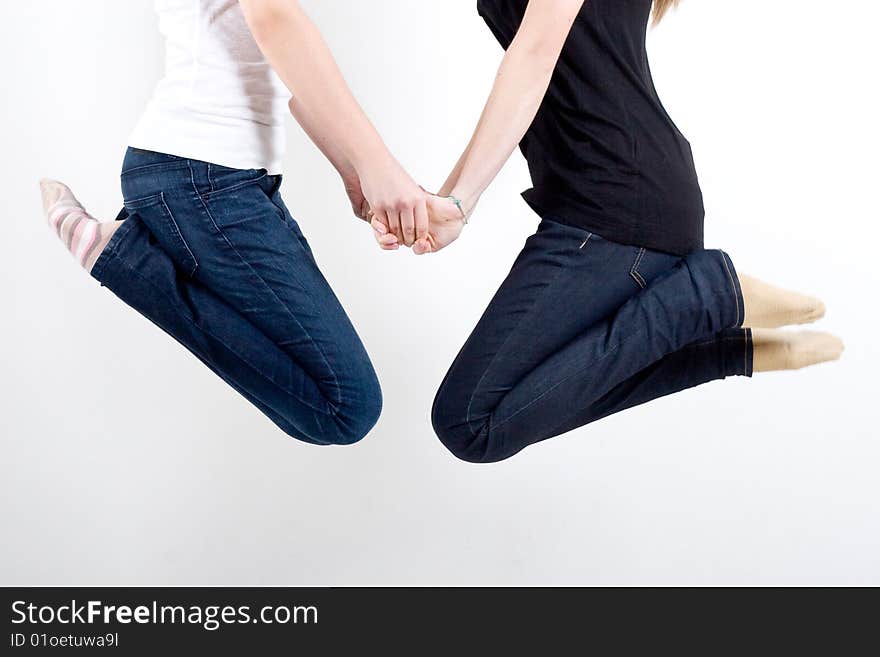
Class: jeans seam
692,336,743,348
719,252,742,328
158,192,199,277
121,161,191,177
90,216,136,281
630,247,647,289
490,326,647,433
124,193,165,210
199,174,268,200
465,232,592,438
95,249,337,418
188,164,344,411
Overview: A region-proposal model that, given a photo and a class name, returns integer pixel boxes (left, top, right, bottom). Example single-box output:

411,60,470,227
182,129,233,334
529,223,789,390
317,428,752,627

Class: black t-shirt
478,0,704,255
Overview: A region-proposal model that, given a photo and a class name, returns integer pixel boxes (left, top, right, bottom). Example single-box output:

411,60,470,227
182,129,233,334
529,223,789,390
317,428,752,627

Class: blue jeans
91,148,382,445
432,218,752,463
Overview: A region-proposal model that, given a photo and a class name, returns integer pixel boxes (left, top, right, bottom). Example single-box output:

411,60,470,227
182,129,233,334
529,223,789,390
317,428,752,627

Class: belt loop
187,160,212,196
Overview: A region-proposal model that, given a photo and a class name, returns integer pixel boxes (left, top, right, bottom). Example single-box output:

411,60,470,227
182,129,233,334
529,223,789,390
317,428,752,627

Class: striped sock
40,179,120,273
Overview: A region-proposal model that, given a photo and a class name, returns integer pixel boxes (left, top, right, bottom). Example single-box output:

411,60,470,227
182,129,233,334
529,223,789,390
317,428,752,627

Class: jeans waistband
121,147,189,176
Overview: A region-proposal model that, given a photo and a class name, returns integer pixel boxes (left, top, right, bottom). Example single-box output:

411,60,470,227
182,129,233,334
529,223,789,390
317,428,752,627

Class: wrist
337,162,359,185
438,179,457,198
449,187,479,218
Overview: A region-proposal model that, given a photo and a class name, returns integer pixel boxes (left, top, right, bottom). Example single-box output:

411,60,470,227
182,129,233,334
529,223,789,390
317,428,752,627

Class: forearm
442,0,583,213
288,97,359,182
240,0,390,176
443,44,557,210
438,143,471,198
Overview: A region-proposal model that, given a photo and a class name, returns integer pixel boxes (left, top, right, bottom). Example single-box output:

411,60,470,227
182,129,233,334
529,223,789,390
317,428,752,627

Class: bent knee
274,378,382,447
331,379,383,446
432,388,496,464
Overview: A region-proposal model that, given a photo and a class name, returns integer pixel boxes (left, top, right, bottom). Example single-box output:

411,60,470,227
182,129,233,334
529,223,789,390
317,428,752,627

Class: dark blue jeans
91,148,382,445
432,218,752,463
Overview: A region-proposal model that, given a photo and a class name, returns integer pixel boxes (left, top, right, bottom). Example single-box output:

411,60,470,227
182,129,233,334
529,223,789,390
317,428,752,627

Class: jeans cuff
722,328,754,378
90,212,138,283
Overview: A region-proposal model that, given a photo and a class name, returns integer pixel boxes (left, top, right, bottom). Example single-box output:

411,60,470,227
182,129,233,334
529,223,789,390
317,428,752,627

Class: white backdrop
2,0,878,585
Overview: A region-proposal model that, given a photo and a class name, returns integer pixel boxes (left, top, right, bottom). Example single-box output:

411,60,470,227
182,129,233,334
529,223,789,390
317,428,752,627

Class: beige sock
40,179,121,273
740,274,826,328
752,328,844,372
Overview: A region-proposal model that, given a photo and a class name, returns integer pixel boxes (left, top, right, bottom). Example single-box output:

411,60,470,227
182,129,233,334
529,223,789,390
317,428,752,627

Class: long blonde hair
653,0,680,24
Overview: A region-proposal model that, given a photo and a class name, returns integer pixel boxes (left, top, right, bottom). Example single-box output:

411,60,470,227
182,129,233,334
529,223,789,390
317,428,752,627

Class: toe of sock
39,179,79,216
40,179,66,212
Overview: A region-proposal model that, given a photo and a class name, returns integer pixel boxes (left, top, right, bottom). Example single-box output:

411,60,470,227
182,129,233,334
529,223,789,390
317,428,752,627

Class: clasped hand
342,161,467,255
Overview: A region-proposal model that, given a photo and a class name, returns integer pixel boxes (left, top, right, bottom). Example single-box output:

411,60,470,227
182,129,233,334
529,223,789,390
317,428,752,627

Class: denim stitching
490,326,648,432
630,248,647,289
200,173,268,200
188,164,343,411
490,328,753,430
122,193,198,276
158,193,199,277
491,323,753,431
121,161,191,177
465,231,592,437
719,252,742,328
124,193,164,210
691,336,743,348
90,215,138,282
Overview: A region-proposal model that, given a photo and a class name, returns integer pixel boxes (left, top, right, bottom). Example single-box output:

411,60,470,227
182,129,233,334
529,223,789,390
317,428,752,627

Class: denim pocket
124,192,198,277
628,246,682,290
204,165,268,198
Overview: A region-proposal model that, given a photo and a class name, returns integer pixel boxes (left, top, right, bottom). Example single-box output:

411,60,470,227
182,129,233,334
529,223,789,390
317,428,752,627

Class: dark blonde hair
653,0,680,24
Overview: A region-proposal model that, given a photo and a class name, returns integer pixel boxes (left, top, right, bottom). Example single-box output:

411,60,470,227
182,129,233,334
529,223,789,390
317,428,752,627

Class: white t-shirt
129,0,289,174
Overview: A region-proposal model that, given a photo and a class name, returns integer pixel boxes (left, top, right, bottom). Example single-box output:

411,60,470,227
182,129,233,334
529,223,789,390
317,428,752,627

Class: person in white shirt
39,0,458,445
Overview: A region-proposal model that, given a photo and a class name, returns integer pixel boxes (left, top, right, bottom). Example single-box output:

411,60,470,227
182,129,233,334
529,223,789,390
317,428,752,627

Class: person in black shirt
370,0,843,463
